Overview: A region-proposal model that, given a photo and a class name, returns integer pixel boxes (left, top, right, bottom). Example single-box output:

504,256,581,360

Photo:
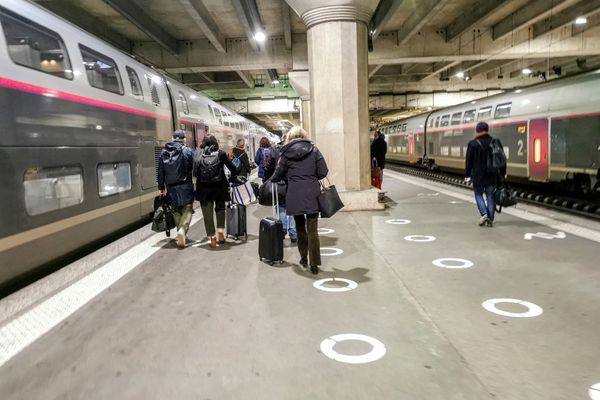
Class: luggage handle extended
271,181,279,219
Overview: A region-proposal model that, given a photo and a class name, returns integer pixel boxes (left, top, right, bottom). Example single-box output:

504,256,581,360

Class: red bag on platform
371,158,382,189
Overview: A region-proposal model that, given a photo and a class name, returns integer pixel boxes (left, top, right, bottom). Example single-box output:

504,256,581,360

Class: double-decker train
0,0,278,288
380,71,600,192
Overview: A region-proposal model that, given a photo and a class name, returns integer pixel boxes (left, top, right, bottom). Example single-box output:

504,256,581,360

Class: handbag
151,196,176,236
318,178,344,218
231,181,257,206
371,158,382,189
258,179,287,206
494,182,517,213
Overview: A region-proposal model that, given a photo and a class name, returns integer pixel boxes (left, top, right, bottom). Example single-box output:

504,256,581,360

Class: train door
195,123,208,150
528,118,549,181
409,133,415,163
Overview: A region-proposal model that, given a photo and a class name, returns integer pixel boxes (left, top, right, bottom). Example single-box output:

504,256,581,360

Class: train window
23,166,83,216
208,105,215,122
79,45,123,95
494,102,512,119
145,76,161,105
0,6,73,80
126,67,143,100
533,139,542,163
477,106,492,121
451,112,462,125
440,115,450,127
435,117,440,127
463,110,476,124
402,124,407,132
178,92,189,115
214,108,223,125
97,162,132,197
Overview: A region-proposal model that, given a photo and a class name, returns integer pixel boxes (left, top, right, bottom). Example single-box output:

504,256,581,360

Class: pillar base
339,188,385,212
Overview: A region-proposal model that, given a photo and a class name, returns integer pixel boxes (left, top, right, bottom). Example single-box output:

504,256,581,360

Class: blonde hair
286,126,308,143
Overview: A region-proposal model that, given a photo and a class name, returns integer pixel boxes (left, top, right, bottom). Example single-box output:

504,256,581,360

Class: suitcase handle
271,181,279,219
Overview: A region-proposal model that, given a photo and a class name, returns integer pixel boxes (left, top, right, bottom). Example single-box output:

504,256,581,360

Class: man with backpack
158,130,194,248
465,122,507,227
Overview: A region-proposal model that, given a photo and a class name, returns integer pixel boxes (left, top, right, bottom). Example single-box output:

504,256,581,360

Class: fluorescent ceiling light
522,68,532,75
272,79,280,84
456,71,465,78
575,17,587,25
254,31,266,42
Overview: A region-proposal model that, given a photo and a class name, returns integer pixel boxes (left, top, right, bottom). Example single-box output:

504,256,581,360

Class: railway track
388,164,600,221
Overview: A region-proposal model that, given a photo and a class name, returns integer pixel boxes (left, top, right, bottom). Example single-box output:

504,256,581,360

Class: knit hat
475,122,489,133
172,130,185,140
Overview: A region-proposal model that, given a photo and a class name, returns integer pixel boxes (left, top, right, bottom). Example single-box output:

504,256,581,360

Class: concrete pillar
287,1,382,210
300,97,311,137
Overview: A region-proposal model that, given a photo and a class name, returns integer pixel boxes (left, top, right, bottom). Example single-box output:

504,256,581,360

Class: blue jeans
279,206,297,239
474,184,496,221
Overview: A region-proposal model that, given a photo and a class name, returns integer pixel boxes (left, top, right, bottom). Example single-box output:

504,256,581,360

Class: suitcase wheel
268,261,274,266
279,260,284,264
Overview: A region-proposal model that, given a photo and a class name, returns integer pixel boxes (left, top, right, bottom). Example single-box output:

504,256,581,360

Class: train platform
1,171,599,400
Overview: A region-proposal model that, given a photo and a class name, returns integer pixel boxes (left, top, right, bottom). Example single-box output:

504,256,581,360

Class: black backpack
197,148,222,183
478,137,507,173
162,146,188,185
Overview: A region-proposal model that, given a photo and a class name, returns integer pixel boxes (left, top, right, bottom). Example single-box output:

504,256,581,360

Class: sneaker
478,215,489,226
310,265,319,275
176,228,186,248
299,258,308,269
290,237,297,243
486,219,494,227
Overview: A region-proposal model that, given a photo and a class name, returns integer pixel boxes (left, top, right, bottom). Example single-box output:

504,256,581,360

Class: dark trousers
293,213,321,266
200,201,225,236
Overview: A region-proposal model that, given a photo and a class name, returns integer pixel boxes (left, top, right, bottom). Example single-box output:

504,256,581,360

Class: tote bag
231,181,258,206
318,178,344,218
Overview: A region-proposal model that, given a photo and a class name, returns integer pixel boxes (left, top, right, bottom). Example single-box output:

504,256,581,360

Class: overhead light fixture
456,71,465,78
522,68,532,75
464,72,472,81
254,30,266,42
575,17,587,25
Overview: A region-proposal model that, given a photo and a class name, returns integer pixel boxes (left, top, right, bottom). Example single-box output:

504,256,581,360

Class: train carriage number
517,139,524,157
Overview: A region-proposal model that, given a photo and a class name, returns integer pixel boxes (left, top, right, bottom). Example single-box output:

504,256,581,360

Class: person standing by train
255,137,272,182
228,138,251,179
157,130,195,249
195,135,239,248
371,130,387,187
465,122,507,227
271,127,329,274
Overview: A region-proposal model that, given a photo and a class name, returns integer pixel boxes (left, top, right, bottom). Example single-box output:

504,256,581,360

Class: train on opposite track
378,71,600,194
0,0,279,288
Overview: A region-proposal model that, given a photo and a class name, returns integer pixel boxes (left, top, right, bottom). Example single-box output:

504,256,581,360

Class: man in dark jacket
264,134,297,242
158,130,194,248
465,122,506,227
371,130,387,185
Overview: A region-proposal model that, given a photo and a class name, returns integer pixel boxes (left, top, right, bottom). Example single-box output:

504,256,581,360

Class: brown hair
259,137,271,148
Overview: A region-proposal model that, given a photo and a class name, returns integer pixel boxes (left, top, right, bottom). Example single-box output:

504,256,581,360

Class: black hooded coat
271,139,329,216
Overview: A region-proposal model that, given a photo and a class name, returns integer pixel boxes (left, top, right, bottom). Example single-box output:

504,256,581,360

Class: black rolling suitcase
259,183,284,265
226,203,247,240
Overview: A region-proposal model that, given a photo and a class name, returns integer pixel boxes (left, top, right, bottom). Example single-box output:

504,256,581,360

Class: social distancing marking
404,235,436,242
432,258,474,269
313,278,358,292
482,298,543,318
589,383,600,400
386,219,411,225
320,334,386,364
320,247,343,256
318,228,335,235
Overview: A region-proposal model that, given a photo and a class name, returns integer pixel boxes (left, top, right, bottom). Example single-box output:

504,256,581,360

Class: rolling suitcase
226,202,247,240
258,182,284,265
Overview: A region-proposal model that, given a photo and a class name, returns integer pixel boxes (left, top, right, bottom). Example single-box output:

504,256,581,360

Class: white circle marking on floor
318,228,335,235
313,278,358,292
432,258,474,269
320,334,386,364
385,219,411,225
404,235,436,242
589,383,600,400
320,247,343,256
482,298,543,318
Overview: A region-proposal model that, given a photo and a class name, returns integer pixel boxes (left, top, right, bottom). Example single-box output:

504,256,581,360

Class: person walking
195,135,238,248
254,137,272,182
371,130,387,187
157,130,194,249
465,121,507,227
271,127,328,274
264,133,297,243
228,138,251,179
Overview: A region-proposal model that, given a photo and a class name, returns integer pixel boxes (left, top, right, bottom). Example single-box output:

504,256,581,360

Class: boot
210,236,217,249
218,231,226,244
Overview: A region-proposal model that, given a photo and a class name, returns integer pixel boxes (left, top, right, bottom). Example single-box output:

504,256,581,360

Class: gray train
0,0,277,288
379,71,600,193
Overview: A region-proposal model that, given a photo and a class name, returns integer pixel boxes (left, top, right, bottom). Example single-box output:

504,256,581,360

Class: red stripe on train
0,77,171,121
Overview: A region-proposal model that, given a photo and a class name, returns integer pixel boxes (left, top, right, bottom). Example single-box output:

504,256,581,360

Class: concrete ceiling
34,0,600,126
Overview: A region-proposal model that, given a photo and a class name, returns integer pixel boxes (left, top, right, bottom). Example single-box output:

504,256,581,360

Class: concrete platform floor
1,171,599,400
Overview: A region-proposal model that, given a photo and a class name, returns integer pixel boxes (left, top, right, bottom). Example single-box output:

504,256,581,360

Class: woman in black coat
195,135,238,248
271,127,329,274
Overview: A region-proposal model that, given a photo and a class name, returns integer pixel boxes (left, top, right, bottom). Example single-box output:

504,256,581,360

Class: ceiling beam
104,0,178,55
397,0,450,45
281,1,292,50
34,1,131,51
369,64,383,77
231,0,264,51
468,59,513,77
532,0,600,39
493,0,582,41
236,70,254,88
177,0,226,53
370,0,404,41
420,61,461,81
444,0,510,42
